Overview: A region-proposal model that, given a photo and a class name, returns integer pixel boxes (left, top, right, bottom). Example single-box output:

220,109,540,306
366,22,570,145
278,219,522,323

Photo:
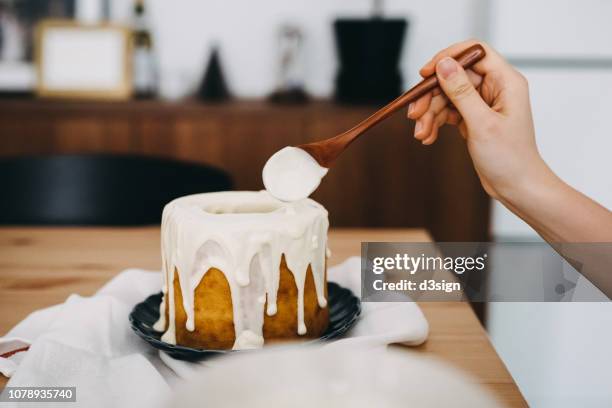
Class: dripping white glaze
155,190,329,350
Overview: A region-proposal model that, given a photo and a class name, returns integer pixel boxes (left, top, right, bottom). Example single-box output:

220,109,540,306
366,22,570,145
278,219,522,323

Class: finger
420,40,479,77
422,110,449,145
414,111,434,140
407,92,432,119
428,106,462,126
422,125,439,146
413,68,483,120
436,57,491,126
427,93,449,116
420,39,512,78
466,69,483,89
433,69,481,113
435,109,449,128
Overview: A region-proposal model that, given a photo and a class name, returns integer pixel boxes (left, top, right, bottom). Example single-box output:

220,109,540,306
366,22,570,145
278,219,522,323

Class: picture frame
35,20,132,100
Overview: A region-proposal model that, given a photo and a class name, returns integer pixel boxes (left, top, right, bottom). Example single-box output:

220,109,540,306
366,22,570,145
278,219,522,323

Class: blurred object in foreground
0,154,232,225
131,0,157,98
197,46,230,102
170,346,502,407
269,25,308,104
35,20,132,100
334,18,407,104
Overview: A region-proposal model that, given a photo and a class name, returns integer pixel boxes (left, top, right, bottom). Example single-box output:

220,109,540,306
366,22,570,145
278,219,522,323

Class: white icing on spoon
262,146,328,202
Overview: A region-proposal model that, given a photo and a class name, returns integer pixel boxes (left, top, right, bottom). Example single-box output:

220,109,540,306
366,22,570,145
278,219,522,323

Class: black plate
129,282,361,361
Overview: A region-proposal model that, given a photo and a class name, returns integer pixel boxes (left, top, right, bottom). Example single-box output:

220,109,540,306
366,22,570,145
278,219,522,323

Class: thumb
436,57,490,125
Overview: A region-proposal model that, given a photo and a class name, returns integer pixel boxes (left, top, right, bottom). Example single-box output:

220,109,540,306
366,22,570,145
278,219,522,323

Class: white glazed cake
154,191,330,350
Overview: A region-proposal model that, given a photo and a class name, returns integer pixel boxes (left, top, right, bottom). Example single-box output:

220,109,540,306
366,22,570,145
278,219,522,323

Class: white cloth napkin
0,257,428,407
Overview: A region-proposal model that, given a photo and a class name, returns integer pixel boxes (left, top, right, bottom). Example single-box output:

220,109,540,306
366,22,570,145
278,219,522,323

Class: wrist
496,158,562,210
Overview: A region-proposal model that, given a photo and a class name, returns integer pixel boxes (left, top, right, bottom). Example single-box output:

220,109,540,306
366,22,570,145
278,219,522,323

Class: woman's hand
407,40,551,202
410,40,612,297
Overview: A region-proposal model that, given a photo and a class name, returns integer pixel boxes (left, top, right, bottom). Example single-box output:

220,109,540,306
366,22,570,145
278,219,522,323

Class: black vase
198,48,230,102
334,18,408,104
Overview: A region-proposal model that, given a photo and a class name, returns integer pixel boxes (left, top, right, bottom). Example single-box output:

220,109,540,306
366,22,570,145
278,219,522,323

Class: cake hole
204,202,282,215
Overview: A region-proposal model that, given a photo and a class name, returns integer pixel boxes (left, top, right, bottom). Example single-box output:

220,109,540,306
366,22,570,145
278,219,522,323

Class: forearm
500,163,612,243
498,162,612,297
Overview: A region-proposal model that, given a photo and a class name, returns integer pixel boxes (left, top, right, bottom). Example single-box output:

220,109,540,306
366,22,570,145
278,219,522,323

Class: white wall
109,0,482,99
487,302,612,407
491,68,612,237
490,0,612,58
488,1,612,407
490,0,612,237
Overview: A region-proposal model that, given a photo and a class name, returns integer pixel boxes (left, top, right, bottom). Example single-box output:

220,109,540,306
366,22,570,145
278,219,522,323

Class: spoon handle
300,44,486,167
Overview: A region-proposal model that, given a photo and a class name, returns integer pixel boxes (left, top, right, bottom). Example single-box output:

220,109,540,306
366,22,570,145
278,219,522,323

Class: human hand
407,40,552,201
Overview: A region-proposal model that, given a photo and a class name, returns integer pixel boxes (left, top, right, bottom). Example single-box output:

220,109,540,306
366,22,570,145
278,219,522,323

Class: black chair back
0,154,233,225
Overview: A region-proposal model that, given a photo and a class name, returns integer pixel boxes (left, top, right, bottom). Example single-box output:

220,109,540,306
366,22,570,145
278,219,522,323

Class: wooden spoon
298,44,486,168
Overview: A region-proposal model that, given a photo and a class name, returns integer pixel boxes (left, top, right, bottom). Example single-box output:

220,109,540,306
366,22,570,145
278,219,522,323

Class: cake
154,191,330,350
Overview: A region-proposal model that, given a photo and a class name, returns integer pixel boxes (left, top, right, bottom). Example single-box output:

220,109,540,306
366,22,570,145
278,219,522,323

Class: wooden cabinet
0,99,489,241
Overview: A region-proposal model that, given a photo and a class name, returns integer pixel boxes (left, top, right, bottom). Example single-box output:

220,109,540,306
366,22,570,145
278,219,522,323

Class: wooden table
0,227,526,406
